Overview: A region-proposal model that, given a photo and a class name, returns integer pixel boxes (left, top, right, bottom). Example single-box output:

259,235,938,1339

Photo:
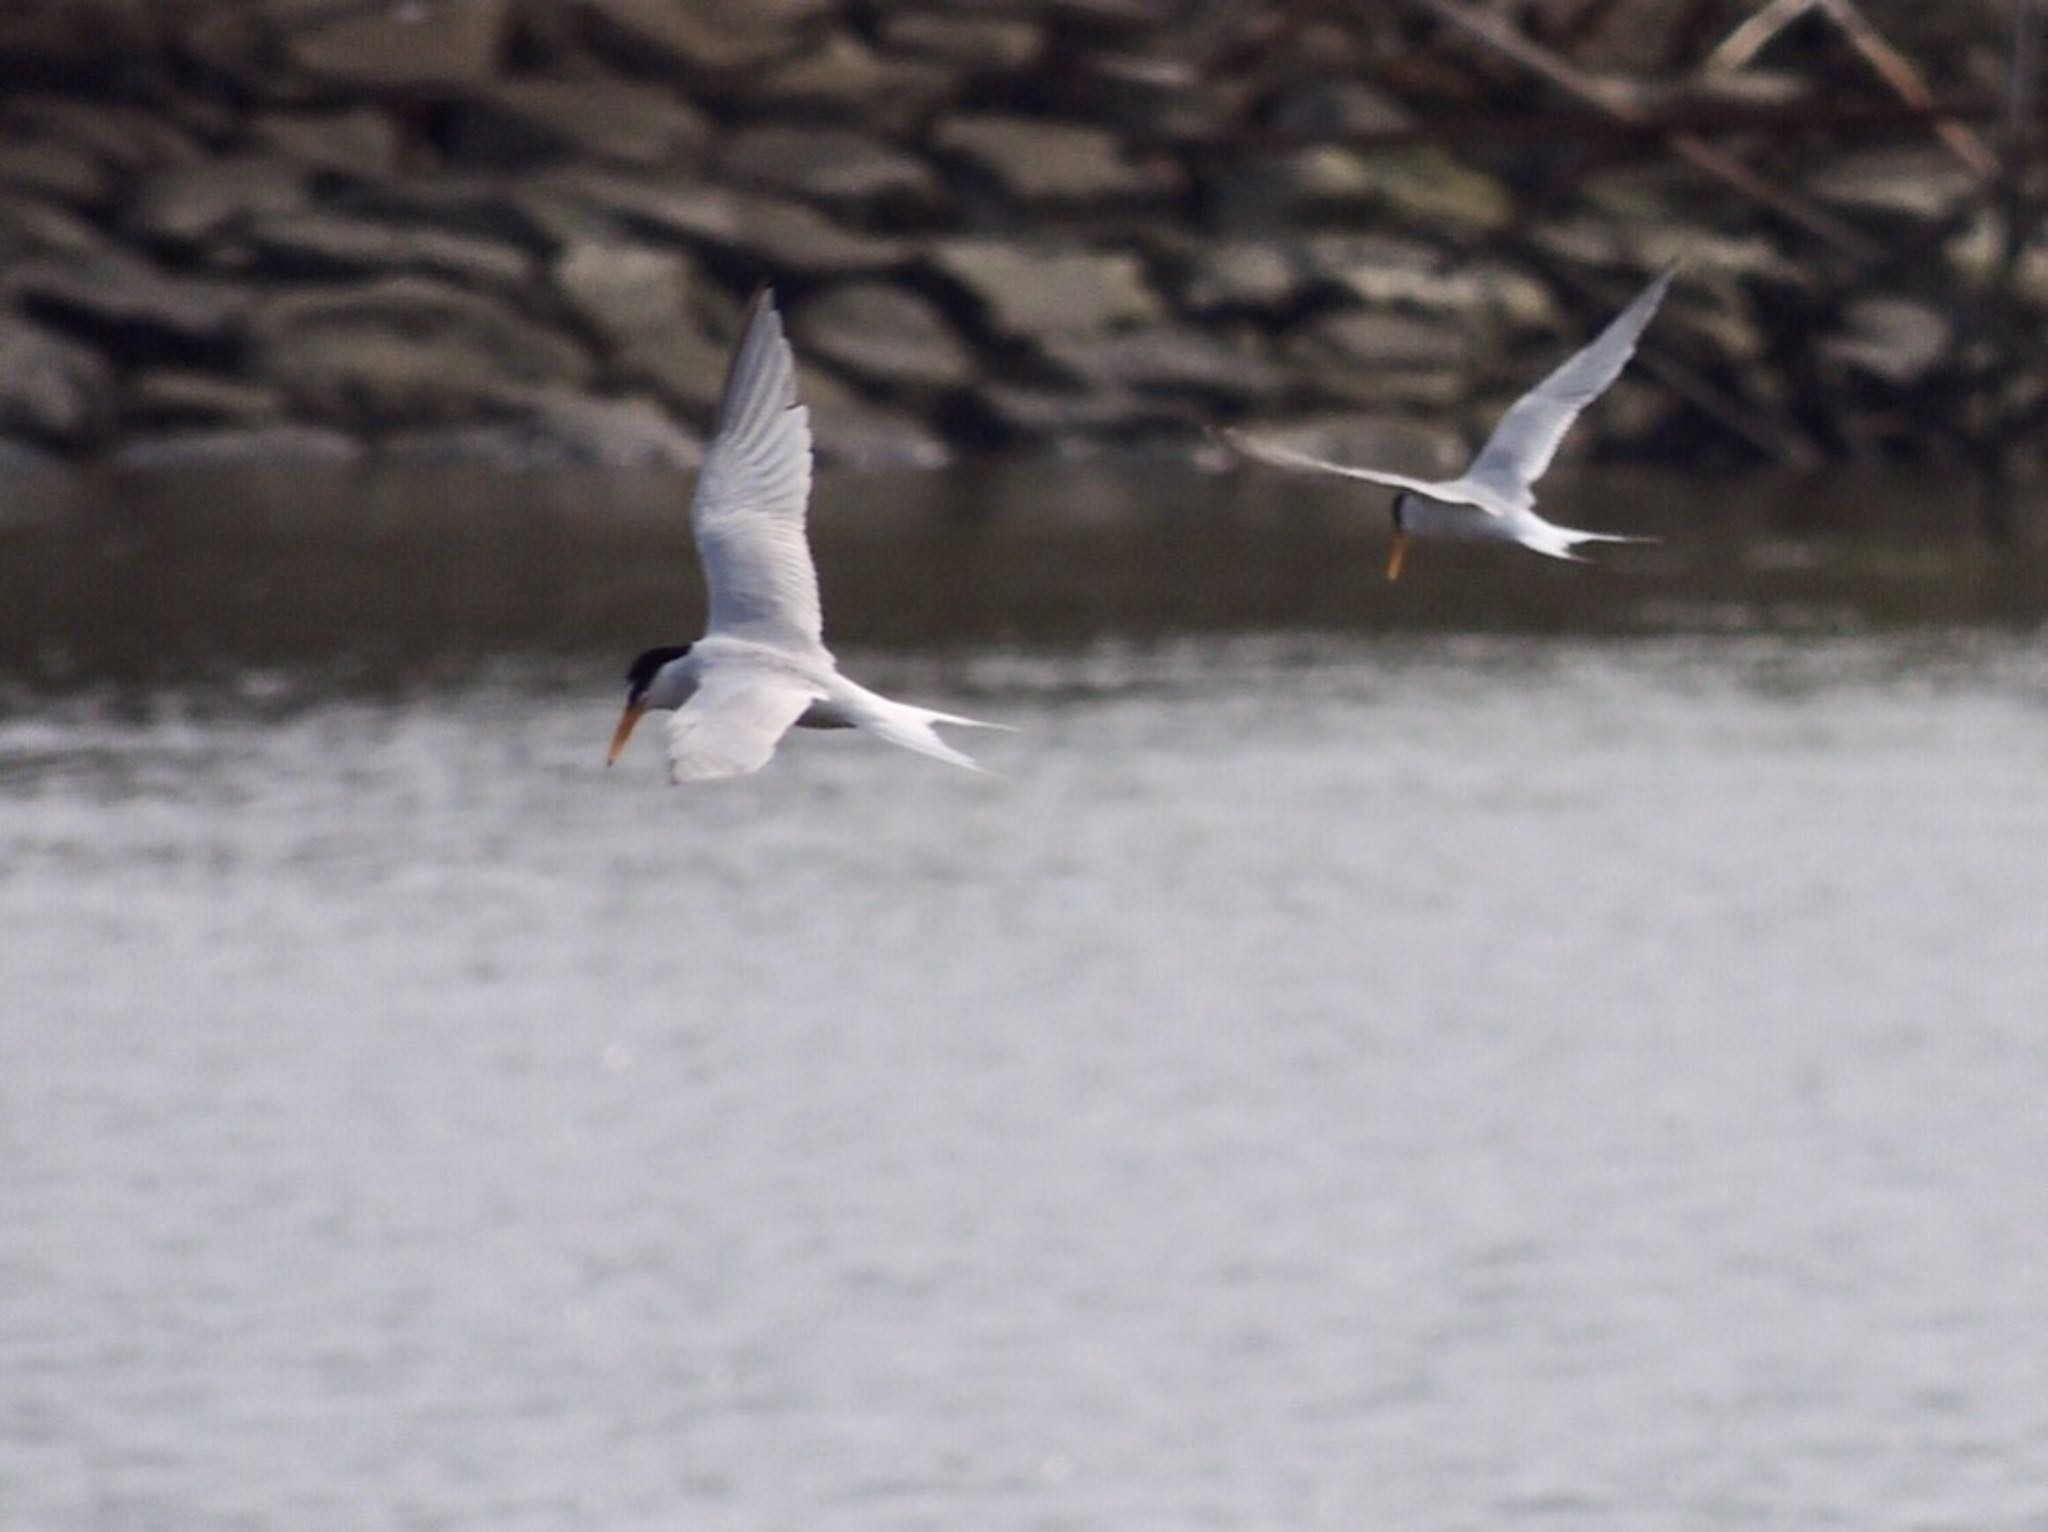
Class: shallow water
3,465,2047,1531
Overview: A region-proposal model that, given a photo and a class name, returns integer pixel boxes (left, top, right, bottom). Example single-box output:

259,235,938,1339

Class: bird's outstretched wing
1215,428,1455,501
1463,267,1675,508
666,668,820,784
690,289,821,649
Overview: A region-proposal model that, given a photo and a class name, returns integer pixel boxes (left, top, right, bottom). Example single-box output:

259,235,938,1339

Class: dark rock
0,2,156,65
798,366,951,468
792,283,978,390
579,0,828,76
112,424,362,469
553,240,697,348
252,109,404,179
877,12,1044,71
3,96,203,175
974,381,1158,437
390,387,703,468
0,315,113,446
1171,239,1309,312
129,154,308,249
249,277,595,428
241,209,533,290
755,34,959,130
1283,309,1472,409
285,0,512,89
1210,143,1510,232
452,77,712,170
6,253,253,352
0,437,62,473
718,126,943,216
1302,237,1552,326
1070,52,1242,139
0,139,112,210
0,193,109,259
1038,325,1287,402
930,241,1163,335
124,370,284,428
933,114,1157,204
546,171,911,273
612,323,738,417
1265,78,1416,139
334,174,595,255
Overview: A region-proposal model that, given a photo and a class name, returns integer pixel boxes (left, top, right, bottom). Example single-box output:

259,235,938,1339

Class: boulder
252,109,403,179
1282,309,1472,409
933,114,1157,204
1303,237,1554,328
553,240,697,348
755,34,958,130
1814,146,1977,221
1265,78,1416,139
0,315,113,446
249,277,595,428
545,171,910,273
285,0,512,89
129,154,308,249
612,322,740,417
6,253,253,353
1038,325,1287,402
797,366,951,468
3,96,202,175
451,77,711,170
123,370,284,428
240,209,533,290
335,173,594,255
1171,239,1311,312
974,381,1158,438
930,241,1163,335
0,192,109,259
718,126,943,216
407,386,704,468
579,0,829,76
1824,297,1950,386
792,283,979,390
877,12,1044,71
113,424,362,469
0,139,111,210
0,438,61,473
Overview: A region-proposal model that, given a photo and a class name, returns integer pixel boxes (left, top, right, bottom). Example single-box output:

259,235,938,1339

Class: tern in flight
1221,267,1675,579
607,289,1009,782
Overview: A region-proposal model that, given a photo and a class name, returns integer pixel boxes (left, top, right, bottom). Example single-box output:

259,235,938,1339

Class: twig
1402,0,1880,261
1817,0,1999,179
1701,0,1820,74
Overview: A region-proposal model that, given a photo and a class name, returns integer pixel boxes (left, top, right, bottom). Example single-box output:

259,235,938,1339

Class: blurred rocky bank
0,0,2039,478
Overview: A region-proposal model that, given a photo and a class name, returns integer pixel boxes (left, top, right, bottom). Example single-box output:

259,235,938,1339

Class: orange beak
606,702,646,766
1385,532,1410,582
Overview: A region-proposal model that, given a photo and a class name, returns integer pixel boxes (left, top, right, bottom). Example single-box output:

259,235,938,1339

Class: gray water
3,464,2047,1532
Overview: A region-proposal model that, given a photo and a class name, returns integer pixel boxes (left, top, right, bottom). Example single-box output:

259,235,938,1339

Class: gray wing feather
690,289,822,647
1216,428,1456,501
666,669,819,783
1464,267,1674,507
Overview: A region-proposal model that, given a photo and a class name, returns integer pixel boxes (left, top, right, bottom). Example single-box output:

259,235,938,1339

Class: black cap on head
625,644,691,699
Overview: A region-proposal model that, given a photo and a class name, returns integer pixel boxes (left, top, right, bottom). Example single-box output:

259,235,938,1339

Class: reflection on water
3,465,2047,1532
0,460,2042,697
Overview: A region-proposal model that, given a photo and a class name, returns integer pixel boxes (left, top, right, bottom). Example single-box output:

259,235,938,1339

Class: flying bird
607,289,1009,782
1221,268,1675,579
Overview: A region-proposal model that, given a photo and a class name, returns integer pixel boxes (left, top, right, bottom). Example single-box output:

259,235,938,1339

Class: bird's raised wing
690,289,821,649
1216,428,1456,501
1464,267,1675,507
666,668,820,784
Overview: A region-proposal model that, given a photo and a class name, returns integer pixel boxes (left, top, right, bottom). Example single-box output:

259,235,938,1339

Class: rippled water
3,465,2046,1531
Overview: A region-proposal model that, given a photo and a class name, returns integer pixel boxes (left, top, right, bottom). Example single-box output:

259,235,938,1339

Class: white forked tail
851,696,1014,773
1528,525,1659,562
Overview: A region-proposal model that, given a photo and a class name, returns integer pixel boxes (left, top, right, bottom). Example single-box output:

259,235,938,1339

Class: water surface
3,465,2046,1532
